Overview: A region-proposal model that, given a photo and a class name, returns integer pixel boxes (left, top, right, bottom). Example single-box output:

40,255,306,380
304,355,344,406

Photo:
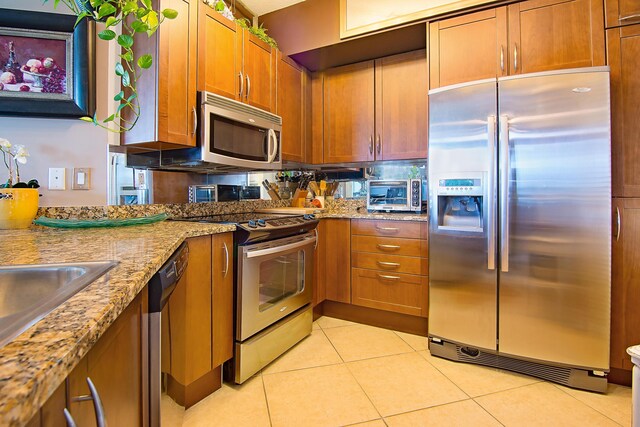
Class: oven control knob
303,214,310,220
257,219,266,227
248,220,258,228
308,214,316,220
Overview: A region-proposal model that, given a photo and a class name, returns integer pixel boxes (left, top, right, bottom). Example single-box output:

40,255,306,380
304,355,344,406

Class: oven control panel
241,214,316,231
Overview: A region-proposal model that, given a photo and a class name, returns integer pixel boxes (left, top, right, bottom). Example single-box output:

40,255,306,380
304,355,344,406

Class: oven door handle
245,236,316,259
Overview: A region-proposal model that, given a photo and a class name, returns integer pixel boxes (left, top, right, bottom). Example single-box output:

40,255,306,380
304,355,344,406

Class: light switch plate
72,167,91,190
48,167,65,190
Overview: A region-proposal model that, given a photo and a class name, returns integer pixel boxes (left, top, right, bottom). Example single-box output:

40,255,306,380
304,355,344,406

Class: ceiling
239,0,305,16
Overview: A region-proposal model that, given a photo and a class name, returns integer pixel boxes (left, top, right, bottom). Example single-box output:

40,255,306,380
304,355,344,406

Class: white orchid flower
12,145,29,164
0,138,10,150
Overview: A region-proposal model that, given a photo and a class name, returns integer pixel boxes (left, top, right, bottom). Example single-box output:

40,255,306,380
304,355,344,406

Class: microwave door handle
267,128,278,163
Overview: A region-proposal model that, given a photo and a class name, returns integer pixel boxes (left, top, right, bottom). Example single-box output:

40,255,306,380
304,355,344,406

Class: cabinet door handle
377,244,400,250
314,228,319,250
513,44,518,71
377,261,400,268
375,226,399,232
369,135,374,155
616,207,621,242
63,409,77,427
620,13,640,20
70,378,106,427
500,46,504,72
192,106,197,136
246,74,251,100
238,71,244,98
223,241,229,278
376,134,381,156
378,274,400,281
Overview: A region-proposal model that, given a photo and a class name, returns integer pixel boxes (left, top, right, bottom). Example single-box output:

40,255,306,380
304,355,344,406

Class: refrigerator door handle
487,115,497,270
499,114,510,272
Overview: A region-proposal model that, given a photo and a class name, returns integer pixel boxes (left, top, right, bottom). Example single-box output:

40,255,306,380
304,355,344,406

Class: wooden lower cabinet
212,233,234,367
352,268,428,317
610,198,640,384
319,219,352,304
67,288,147,427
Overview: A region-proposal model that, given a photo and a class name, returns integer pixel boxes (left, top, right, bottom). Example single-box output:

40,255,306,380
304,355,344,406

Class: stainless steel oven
367,179,424,212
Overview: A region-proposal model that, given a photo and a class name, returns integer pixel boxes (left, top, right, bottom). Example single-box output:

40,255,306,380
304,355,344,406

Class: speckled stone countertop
0,221,235,427
318,211,429,222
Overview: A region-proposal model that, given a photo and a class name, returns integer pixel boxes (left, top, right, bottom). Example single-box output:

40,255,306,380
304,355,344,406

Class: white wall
0,0,116,206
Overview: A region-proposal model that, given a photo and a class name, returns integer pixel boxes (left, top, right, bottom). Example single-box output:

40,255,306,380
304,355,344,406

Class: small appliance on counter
367,179,424,213
188,185,261,203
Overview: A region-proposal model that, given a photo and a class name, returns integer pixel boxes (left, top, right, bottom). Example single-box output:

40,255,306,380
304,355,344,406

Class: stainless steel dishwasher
148,241,188,427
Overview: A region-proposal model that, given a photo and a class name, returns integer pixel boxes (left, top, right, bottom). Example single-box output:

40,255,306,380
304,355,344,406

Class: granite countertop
318,211,429,222
0,221,235,427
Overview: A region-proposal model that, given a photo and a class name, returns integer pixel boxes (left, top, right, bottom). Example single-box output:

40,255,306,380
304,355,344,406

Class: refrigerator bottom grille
429,339,607,393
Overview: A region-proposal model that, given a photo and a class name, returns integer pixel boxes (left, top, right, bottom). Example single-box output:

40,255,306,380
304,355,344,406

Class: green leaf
97,2,117,19
142,0,152,9
103,114,115,123
137,54,153,69
215,1,225,12
122,71,131,87
131,20,149,33
105,16,118,28
120,51,133,62
114,62,125,76
74,11,90,28
123,1,138,13
90,0,103,8
136,8,150,19
116,102,128,113
162,8,179,19
92,112,99,125
127,93,137,102
53,0,61,8
79,116,94,123
143,10,159,31
98,29,116,41
114,90,125,101
117,34,134,49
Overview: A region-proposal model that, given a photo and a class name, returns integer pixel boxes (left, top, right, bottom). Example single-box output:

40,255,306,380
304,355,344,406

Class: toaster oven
367,179,424,212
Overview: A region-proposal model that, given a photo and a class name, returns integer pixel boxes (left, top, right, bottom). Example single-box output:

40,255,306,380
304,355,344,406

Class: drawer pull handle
378,274,400,281
377,244,400,250
620,14,640,21
375,226,399,232
377,261,400,268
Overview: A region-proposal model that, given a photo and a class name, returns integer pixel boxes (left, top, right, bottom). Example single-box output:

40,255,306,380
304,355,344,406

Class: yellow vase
0,188,39,229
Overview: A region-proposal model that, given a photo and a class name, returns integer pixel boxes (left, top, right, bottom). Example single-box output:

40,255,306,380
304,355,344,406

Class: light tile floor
172,316,632,427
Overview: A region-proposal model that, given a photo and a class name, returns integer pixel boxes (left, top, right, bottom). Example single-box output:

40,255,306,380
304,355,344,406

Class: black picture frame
0,8,96,118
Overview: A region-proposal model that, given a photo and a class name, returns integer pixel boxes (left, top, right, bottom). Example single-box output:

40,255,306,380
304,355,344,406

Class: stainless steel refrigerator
427,67,611,392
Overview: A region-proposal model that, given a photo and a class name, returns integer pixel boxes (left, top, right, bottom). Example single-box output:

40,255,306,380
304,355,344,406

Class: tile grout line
415,350,472,400
260,373,274,427
549,383,626,426
342,357,386,423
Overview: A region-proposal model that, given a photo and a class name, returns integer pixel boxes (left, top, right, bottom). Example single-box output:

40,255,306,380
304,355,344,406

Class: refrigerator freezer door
497,68,611,370
428,79,499,351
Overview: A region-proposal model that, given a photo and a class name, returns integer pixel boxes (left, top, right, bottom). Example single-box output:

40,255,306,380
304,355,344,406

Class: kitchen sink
0,261,118,347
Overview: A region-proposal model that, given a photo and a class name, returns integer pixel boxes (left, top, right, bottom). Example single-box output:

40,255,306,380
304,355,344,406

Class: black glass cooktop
173,212,299,224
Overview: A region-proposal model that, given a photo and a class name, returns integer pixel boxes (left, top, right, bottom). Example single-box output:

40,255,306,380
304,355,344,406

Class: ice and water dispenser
436,176,484,232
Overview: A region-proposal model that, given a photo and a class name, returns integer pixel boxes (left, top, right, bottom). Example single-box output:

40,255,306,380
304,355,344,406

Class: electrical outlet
72,168,91,190
48,167,65,190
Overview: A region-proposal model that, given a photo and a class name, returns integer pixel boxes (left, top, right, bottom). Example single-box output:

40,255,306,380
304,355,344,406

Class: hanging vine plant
43,0,178,132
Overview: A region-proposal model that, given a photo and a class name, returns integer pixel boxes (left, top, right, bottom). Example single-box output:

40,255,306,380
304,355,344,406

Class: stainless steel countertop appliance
427,67,611,392
367,179,424,212
173,212,318,383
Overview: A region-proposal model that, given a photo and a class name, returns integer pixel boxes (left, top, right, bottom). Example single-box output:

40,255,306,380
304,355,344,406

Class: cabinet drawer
352,235,428,257
352,268,428,317
352,252,428,276
351,219,428,239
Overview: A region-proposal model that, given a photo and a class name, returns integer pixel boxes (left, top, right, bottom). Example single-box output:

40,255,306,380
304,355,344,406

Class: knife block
290,190,308,207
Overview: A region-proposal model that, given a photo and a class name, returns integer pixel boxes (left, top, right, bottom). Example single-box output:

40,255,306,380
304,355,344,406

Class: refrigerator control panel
437,178,483,196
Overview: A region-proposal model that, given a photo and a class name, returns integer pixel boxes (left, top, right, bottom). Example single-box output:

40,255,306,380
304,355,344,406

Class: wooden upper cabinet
122,0,198,147
277,52,306,162
606,0,640,28
212,233,234,367
611,198,640,372
375,49,428,160
507,0,605,75
609,24,640,197
323,61,375,163
429,8,508,88
308,72,325,164
241,32,275,112
197,3,239,99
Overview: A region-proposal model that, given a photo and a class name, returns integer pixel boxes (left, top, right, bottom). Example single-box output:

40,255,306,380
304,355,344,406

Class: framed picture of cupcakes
0,8,95,118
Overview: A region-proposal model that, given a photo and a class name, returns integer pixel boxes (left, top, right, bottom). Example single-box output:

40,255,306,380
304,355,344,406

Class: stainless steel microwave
367,179,424,212
200,92,282,170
